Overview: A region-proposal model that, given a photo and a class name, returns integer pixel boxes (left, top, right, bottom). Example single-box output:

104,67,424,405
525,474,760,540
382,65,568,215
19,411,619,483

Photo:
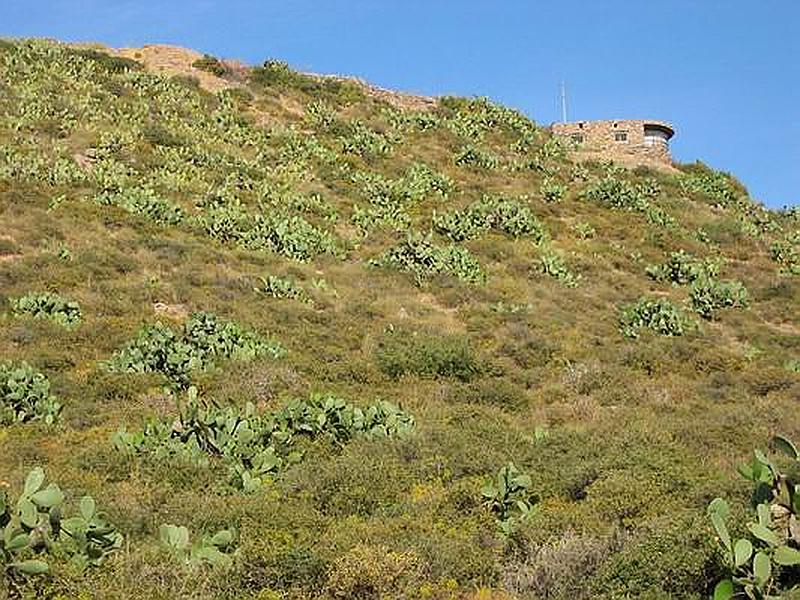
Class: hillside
0,38,799,599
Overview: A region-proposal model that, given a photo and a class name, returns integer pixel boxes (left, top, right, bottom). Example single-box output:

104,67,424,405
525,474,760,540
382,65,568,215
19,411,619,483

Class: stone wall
551,119,675,171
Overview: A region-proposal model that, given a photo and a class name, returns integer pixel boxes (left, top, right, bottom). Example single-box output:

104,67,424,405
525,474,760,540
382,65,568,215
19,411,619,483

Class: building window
571,133,584,144
614,131,628,142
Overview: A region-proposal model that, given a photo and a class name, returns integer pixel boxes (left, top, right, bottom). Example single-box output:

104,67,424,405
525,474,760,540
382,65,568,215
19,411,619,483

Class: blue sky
4,1,798,207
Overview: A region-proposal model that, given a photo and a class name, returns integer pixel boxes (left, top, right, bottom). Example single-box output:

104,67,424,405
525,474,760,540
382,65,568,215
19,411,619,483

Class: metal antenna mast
560,80,568,123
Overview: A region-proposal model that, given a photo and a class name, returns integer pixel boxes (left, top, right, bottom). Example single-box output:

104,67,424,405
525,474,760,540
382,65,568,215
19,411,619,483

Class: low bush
10,292,82,328
324,544,422,599
250,59,363,105
619,297,696,338
374,329,484,382
191,54,227,77
0,362,62,425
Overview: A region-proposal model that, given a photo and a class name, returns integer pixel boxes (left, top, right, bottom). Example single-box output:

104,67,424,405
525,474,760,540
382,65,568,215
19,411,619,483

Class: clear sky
4,1,798,207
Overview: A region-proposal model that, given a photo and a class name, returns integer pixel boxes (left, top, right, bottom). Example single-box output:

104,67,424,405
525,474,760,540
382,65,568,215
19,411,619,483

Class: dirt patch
153,301,189,319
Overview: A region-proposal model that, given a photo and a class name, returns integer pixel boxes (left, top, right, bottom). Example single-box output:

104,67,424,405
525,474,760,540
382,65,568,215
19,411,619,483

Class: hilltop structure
551,119,675,170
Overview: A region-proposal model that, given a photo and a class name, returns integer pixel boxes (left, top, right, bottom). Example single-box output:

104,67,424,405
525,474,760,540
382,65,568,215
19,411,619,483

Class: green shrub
324,544,422,599
646,251,721,286
371,233,486,285
10,292,82,328
450,379,527,410
689,278,749,320
70,47,141,73
591,513,713,599
141,123,185,148
191,54,226,77
0,467,122,578
106,312,285,388
0,362,62,425
114,388,414,491
250,60,363,104
374,329,484,382
619,297,696,338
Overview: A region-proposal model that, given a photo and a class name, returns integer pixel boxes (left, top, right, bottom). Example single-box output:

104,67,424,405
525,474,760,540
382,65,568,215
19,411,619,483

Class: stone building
551,119,675,170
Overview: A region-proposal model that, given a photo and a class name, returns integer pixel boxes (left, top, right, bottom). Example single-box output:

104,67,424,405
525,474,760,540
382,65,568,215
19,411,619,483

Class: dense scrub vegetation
0,38,798,598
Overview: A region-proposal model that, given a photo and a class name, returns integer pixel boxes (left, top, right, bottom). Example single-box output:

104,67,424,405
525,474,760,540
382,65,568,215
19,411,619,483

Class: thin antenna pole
560,81,568,123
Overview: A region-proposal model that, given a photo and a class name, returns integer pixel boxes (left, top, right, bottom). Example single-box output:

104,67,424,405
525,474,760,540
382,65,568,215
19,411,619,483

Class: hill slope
0,39,798,599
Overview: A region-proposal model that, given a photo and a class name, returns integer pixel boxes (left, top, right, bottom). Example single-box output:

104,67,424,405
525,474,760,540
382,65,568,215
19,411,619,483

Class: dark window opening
614,131,628,142
571,133,585,143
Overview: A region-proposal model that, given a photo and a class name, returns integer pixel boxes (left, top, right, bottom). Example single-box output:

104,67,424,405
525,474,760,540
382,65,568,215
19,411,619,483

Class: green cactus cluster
350,164,452,236
339,120,393,158
195,201,341,262
540,178,567,203
371,232,487,286
256,275,314,305
646,250,721,286
0,362,62,425
113,387,414,492
159,523,236,569
105,312,286,388
95,187,187,226
433,195,546,243
481,463,537,537
10,292,82,328
689,277,749,320
1,467,122,578
646,250,749,321
679,169,740,208
619,297,696,338
453,145,500,170
708,435,800,599
770,233,800,276
537,246,581,287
